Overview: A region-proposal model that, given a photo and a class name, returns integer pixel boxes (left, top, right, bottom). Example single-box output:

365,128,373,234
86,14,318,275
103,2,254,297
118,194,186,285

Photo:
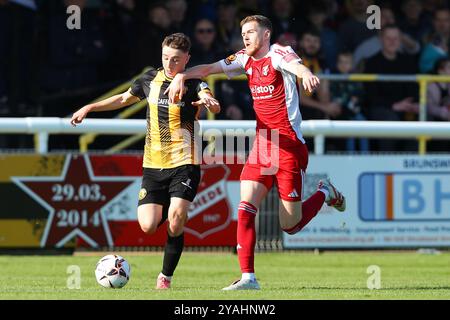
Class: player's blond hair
240,15,273,35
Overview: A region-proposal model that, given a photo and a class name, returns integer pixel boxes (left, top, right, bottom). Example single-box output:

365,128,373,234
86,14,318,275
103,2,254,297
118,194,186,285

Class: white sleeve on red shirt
271,44,302,72
219,50,247,78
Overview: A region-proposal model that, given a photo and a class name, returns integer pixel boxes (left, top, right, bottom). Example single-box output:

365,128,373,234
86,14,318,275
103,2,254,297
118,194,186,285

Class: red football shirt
220,44,304,147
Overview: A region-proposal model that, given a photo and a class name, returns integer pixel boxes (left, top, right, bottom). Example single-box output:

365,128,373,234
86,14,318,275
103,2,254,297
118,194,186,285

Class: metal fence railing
2,117,450,155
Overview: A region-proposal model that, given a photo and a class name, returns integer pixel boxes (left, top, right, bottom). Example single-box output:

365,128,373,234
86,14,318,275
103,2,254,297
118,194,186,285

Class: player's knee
168,209,187,235
280,212,302,235
169,219,184,236
280,214,301,229
139,221,158,235
169,223,183,236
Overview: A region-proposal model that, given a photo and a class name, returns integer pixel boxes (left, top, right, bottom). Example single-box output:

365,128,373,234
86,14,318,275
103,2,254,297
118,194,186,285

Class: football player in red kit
166,15,346,290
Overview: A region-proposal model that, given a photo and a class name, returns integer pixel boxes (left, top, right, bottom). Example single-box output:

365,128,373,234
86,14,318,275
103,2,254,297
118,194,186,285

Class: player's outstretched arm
282,62,320,93
70,89,139,127
166,62,223,103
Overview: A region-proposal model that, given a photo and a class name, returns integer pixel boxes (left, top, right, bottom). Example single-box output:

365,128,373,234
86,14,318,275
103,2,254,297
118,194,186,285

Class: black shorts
138,164,201,207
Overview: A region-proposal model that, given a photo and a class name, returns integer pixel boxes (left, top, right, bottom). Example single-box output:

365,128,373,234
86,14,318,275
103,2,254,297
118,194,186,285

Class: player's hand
192,96,220,113
70,106,90,127
165,73,186,103
302,71,320,93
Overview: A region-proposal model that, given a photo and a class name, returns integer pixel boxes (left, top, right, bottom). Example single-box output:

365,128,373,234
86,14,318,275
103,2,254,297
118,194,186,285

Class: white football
95,254,131,288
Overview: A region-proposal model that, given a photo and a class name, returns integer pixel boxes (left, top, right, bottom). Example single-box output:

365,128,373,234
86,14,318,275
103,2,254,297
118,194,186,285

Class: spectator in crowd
398,0,431,42
41,0,108,95
298,28,342,121
189,18,224,66
101,0,138,80
269,0,306,41
166,0,191,33
316,0,341,31
0,0,10,115
216,0,241,55
421,0,448,22
0,0,9,150
330,51,369,151
364,24,419,151
338,0,377,52
188,18,225,119
427,57,450,121
276,32,298,51
420,8,450,73
426,57,450,151
236,0,269,18
193,0,217,22
2,0,38,116
306,2,339,71
132,3,173,74
8,0,450,152
353,5,420,70
0,0,37,149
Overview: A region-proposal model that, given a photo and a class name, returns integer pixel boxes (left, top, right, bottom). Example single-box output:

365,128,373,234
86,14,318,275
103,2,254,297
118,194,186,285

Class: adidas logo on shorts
288,189,299,198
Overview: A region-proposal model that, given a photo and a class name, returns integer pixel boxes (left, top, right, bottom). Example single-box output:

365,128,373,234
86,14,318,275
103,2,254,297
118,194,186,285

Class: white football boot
222,278,261,290
318,178,346,212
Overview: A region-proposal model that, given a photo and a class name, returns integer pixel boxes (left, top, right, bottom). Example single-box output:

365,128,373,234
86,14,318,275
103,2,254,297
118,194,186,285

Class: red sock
283,191,325,235
237,201,257,273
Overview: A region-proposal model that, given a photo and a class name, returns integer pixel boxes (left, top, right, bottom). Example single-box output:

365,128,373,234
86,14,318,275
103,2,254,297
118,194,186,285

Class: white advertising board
283,155,450,248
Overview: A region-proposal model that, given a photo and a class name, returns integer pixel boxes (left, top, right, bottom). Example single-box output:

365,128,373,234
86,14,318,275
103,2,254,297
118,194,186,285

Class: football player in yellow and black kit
71,33,220,289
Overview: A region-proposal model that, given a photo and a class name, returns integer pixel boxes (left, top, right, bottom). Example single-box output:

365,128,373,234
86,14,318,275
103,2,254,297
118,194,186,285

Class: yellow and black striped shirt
130,67,211,169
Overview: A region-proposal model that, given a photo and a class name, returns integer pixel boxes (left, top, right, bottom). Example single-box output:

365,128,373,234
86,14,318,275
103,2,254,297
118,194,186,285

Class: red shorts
240,136,309,201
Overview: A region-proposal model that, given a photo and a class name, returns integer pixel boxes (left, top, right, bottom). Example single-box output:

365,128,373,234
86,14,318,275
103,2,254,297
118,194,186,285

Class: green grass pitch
1,251,449,299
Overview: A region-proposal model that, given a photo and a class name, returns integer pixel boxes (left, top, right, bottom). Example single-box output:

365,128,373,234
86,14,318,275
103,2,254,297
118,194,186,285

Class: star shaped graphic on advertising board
12,155,135,248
